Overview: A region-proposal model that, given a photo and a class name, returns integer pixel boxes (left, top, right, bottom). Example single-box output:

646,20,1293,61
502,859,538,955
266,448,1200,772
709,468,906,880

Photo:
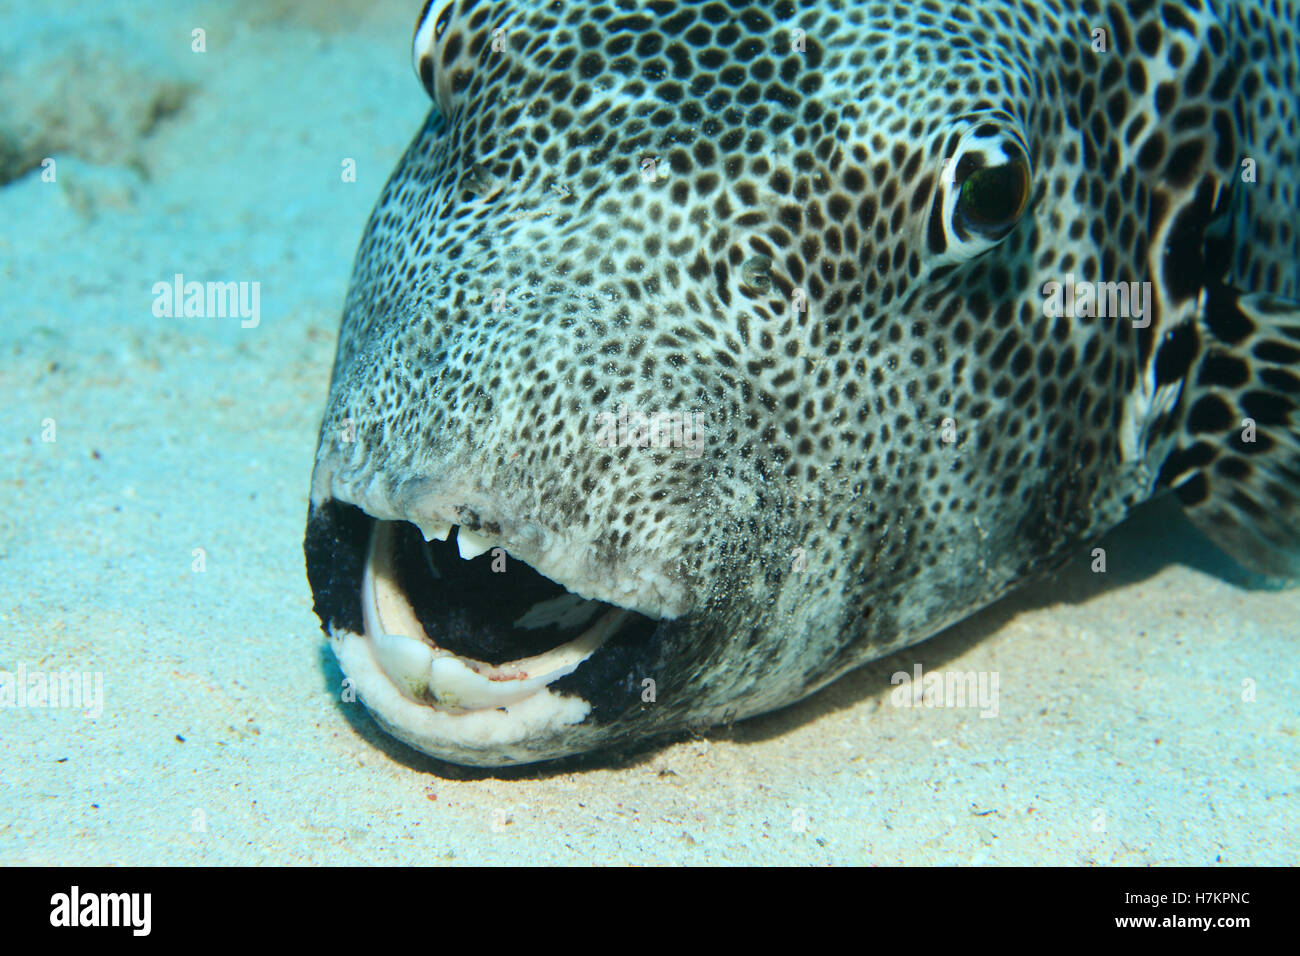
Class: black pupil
960,162,1027,227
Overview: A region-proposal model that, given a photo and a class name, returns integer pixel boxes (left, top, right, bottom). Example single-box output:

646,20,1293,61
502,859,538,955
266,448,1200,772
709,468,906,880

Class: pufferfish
304,0,1300,766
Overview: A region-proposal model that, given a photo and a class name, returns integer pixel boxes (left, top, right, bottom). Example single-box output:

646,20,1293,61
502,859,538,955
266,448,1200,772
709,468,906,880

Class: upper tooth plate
418,518,452,542
456,528,493,560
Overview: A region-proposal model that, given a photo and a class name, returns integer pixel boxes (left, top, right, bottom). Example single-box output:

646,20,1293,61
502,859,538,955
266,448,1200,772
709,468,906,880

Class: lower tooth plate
425,609,629,711
373,632,436,699
426,656,548,710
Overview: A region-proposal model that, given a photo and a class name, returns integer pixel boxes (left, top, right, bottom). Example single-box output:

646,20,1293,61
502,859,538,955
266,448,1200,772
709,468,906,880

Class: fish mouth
361,516,660,712
304,498,668,763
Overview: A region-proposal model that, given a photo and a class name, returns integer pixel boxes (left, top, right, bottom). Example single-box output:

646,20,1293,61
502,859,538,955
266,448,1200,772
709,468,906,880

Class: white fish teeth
456,528,493,560
418,518,452,542
372,632,436,700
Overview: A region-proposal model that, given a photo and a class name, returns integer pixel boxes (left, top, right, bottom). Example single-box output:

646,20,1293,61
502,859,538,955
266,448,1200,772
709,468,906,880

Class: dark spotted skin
306,0,1300,764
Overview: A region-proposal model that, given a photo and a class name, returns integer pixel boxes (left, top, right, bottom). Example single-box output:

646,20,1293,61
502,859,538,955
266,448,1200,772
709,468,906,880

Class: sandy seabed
0,0,1296,865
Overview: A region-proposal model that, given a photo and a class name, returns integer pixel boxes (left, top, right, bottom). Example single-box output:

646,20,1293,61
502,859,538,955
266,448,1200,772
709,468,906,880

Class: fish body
305,0,1300,765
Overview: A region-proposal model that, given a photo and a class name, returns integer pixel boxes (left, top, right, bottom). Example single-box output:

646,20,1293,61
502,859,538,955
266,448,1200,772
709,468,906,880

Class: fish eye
957,158,1031,235
929,117,1034,262
412,0,460,112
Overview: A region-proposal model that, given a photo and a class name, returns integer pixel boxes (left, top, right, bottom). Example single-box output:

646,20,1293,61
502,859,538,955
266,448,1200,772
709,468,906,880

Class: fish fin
1161,287,1300,579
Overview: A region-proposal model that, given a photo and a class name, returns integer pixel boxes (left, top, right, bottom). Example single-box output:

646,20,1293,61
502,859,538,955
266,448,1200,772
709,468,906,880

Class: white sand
1,0,1296,865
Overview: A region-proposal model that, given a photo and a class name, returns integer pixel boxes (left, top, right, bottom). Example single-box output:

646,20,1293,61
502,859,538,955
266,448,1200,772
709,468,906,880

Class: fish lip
304,497,672,764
